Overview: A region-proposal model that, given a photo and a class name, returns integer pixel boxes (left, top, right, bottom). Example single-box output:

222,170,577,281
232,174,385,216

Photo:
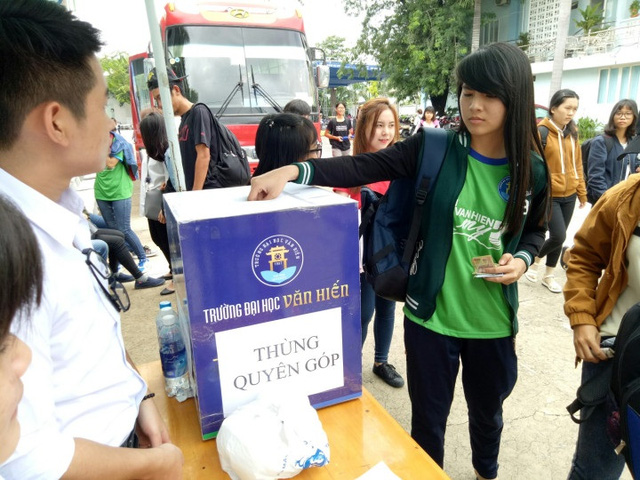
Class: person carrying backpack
248,43,550,480
525,89,587,294
587,99,639,205
564,173,640,479
146,68,249,191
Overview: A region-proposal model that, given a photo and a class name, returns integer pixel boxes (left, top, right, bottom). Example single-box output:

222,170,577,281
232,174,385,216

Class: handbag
144,188,163,220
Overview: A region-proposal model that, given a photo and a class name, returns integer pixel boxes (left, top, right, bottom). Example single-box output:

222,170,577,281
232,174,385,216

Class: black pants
538,194,576,267
148,219,171,270
120,430,139,448
404,318,517,479
93,228,142,279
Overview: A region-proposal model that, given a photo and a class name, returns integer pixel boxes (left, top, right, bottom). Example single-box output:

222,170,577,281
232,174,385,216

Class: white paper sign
216,307,344,416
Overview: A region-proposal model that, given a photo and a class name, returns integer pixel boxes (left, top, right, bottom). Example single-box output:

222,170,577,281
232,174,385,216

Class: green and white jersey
409,149,512,338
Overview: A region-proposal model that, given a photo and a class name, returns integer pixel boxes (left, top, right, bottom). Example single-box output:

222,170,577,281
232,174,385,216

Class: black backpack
197,103,250,188
566,300,640,477
359,127,449,302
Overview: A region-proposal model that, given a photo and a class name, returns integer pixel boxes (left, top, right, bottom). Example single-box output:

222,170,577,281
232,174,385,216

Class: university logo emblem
252,235,303,286
498,175,511,202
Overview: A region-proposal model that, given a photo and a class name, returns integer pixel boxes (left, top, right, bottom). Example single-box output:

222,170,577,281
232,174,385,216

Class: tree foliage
344,0,473,113
100,53,130,106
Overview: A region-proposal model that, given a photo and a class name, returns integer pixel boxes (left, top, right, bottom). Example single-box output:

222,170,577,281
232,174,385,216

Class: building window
481,19,498,45
597,66,640,104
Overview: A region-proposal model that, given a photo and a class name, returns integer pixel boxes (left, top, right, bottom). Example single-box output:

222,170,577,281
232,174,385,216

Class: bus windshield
166,25,315,125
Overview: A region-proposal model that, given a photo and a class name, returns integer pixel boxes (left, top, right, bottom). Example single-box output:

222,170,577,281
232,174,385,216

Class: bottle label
160,344,187,378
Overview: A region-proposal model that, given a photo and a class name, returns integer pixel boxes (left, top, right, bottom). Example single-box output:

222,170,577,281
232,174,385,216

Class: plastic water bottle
158,311,190,401
156,301,175,337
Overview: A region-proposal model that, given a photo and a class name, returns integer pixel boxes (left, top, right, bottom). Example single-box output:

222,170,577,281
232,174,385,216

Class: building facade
482,0,640,123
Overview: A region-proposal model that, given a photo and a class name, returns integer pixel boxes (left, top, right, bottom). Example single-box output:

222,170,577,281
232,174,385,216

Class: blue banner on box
164,184,362,439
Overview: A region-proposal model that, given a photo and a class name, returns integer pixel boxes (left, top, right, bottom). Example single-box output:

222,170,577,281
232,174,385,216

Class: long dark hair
548,89,579,139
604,99,638,140
253,113,317,176
140,112,169,161
456,42,547,237
0,196,42,340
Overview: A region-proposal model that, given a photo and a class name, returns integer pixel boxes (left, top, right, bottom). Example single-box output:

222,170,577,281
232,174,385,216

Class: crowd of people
2,1,640,479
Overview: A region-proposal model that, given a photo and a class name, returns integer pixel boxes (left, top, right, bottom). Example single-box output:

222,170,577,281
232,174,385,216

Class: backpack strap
603,135,614,154
566,360,613,424
402,128,449,265
538,125,550,150
358,187,379,238
195,102,232,154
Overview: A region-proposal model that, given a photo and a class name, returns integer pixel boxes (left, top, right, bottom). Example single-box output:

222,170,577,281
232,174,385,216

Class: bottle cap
159,301,172,309
162,314,176,326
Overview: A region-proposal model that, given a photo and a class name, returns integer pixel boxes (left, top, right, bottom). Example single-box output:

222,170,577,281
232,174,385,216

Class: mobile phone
473,273,505,278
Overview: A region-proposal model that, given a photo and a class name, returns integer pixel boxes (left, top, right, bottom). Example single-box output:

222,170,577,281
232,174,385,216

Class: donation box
164,184,362,439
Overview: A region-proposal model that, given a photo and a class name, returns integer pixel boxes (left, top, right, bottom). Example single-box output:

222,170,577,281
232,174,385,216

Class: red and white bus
129,1,325,172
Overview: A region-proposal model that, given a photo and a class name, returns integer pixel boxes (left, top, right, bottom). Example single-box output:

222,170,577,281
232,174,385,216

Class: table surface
139,361,449,479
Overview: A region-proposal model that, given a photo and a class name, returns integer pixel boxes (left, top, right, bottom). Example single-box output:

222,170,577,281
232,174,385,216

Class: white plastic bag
216,390,330,480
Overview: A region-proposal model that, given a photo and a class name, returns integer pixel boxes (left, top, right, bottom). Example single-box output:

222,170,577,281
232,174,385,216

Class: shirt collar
0,168,87,249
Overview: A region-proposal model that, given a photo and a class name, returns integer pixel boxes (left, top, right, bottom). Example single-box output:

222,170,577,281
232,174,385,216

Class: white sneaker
542,275,562,293
524,266,538,282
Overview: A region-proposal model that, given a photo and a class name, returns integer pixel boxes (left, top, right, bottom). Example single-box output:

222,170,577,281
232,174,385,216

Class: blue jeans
96,198,146,262
567,359,626,480
92,239,109,262
404,318,517,479
360,273,396,363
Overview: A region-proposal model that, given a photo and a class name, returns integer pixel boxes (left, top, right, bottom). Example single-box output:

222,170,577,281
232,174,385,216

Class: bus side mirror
316,65,330,89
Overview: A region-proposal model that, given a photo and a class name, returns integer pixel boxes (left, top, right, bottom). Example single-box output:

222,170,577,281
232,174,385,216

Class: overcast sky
71,0,364,56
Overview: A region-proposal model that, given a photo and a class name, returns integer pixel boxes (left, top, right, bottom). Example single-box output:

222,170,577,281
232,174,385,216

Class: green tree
344,0,473,114
100,53,130,106
575,3,604,35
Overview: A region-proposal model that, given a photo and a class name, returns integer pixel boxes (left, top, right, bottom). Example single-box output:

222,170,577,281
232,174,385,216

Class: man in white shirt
0,1,183,478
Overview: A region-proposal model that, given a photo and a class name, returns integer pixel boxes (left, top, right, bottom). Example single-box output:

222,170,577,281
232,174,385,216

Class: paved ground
119,138,631,479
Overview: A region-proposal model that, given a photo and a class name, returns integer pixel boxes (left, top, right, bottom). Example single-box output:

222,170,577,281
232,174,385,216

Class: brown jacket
539,117,587,202
563,175,640,328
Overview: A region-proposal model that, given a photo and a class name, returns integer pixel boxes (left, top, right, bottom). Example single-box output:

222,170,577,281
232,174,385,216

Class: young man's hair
253,113,317,176
548,89,580,139
283,99,311,117
604,99,638,140
456,42,549,237
0,0,103,151
0,196,42,340
353,98,399,155
140,112,169,162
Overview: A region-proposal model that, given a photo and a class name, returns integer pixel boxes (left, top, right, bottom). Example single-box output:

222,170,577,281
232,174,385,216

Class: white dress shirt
0,169,146,479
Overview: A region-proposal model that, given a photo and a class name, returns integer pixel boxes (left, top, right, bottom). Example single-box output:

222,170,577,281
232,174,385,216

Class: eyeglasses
82,248,130,312
308,147,323,158
615,111,634,118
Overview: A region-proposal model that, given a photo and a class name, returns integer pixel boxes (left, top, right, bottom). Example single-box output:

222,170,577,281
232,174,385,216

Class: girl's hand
579,201,587,208
573,324,608,363
481,253,527,285
106,156,118,169
248,165,299,201
158,210,166,224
